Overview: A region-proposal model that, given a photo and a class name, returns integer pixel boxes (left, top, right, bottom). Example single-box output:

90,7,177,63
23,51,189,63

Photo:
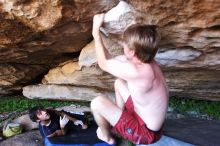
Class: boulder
42,56,115,91
0,0,219,100
99,1,220,100
12,114,38,131
23,84,115,101
0,63,48,95
0,0,118,95
79,0,220,101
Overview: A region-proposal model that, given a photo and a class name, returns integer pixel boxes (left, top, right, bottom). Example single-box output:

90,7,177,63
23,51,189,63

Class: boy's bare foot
96,127,115,145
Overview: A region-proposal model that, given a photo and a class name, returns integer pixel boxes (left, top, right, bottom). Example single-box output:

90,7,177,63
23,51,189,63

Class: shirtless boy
91,13,169,145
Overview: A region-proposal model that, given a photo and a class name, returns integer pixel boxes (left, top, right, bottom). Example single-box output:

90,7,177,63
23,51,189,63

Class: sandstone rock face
42,60,115,91
0,63,48,95
0,0,118,95
12,114,38,131
125,0,220,49
23,84,115,101
88,0,220,101
1,1,220,100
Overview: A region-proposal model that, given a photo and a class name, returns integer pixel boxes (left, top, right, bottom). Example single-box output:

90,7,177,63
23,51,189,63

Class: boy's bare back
109,54,168,131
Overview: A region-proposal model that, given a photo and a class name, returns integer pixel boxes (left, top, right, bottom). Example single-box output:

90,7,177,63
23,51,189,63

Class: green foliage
1,95,220,120
126,141,135,146
0,95,89,113
169,96,220,119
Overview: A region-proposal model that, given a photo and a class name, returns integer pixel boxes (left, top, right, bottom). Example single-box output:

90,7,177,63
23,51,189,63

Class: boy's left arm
59,111,88,129
92,14,138,80
92,13,112,69
68,115,88,129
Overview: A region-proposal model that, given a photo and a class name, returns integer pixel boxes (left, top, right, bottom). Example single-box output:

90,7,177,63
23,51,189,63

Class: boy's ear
129,49,135,56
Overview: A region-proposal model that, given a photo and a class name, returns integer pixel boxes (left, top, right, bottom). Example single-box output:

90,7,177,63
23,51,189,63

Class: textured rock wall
0,0,118,95
0,0,219,100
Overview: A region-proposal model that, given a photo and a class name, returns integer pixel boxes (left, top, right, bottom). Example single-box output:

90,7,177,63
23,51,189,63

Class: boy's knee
90,96,104,111
114,79,125,89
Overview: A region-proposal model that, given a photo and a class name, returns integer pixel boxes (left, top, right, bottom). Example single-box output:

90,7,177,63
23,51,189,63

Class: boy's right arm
47,129,66,137
59,111,88,129
66,114,88,129
92,14,151,81
92,14,112,70
40,124,66,138
92,14,139,80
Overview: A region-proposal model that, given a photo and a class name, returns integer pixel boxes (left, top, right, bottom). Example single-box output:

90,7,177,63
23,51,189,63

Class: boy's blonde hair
123,24,160,63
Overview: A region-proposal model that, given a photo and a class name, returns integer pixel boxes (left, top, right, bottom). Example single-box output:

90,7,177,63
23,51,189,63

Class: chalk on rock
102,1,135,34
104,1,133,22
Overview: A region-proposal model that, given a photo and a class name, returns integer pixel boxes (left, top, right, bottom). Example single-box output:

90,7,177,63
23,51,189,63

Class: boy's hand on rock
92,13,105,36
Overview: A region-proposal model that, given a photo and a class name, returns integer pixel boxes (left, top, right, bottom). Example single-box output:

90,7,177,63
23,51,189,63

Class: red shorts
112,96,162,144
